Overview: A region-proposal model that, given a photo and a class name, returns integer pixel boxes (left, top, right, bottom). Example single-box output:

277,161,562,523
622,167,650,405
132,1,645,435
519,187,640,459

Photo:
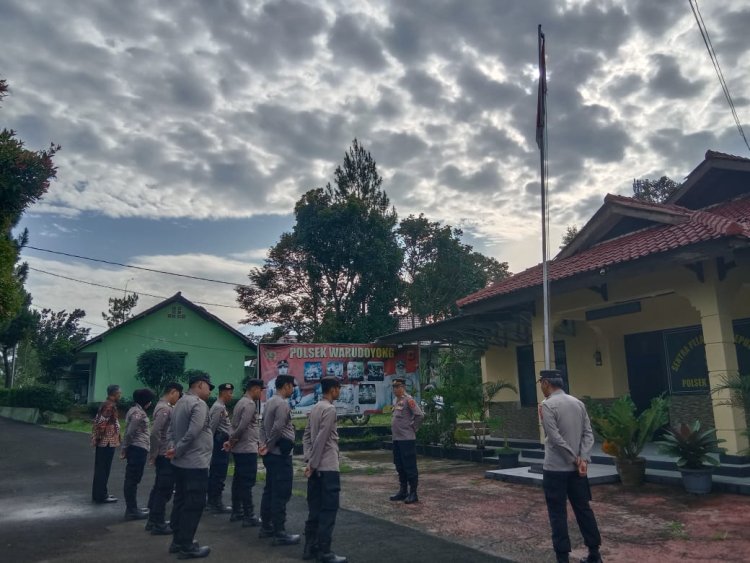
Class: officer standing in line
165,373,214,559
122,388,156,520
207,383,234,513
259,374,301,546
223,378,264,527
145,381,183,535
390,377,424,504
302,377,347,563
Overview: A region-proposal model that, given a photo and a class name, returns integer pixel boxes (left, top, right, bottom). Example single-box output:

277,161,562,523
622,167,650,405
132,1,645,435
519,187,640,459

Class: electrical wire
23,245,251,288
28,266,240,309
689,0,750,153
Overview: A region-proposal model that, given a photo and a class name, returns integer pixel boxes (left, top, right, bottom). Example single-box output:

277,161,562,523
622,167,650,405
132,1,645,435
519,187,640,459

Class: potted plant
495,426,520,469
655,420,725,494
588,395,669,487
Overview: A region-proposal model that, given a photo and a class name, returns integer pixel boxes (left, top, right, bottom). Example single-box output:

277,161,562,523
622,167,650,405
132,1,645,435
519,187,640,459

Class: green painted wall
81,302,256,403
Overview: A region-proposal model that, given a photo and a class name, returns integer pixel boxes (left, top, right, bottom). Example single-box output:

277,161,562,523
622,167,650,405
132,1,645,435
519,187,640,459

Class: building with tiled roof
377,151,750,454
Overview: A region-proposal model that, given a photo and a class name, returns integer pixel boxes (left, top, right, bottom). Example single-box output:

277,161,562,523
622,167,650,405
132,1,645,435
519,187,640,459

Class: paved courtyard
3,417,750,562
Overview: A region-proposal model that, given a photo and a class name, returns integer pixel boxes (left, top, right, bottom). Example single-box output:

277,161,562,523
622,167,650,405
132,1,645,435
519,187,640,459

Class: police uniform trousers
147,456,175,524
392,440,418,490
207,434,229,504
92,445,116,502
123,445,148,511
304,471,341,552
260,453,293,532
170,466,209,548
542,470,601,556
231,452,258,515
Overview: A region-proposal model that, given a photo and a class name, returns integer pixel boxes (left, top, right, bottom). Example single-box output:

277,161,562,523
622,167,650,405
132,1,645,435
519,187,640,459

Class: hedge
0,385,74,413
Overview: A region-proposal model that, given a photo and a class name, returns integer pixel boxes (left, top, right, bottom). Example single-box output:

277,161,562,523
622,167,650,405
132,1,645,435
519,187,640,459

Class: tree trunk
2,346,12,388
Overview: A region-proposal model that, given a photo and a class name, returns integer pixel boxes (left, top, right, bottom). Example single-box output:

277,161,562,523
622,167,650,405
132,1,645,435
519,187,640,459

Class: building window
168,305,185,319
516,340,569,407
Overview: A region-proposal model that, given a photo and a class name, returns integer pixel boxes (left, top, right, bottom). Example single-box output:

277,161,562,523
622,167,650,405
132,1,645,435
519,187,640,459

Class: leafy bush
655,420,725,469
0,384,73,413
588,394,669,461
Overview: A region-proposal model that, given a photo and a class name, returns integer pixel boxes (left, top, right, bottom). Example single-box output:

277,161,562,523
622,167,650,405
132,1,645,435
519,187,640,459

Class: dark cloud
328,14,388,71
648,55,707,99
627,0,685,36
716,8,750,65
438,162,503,194
457,64,523,110
608,73,646,98
399,69,444,109
647,128,718,170
369,131,428,167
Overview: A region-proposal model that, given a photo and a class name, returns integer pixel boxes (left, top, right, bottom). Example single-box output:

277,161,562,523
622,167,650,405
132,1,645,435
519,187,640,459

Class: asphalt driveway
0,417,506,563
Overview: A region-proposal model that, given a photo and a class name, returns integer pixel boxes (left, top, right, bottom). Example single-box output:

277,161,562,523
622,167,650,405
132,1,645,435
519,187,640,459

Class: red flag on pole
536,25,547,150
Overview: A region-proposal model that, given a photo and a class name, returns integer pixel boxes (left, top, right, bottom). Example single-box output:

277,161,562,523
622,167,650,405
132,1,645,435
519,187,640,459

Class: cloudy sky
2,0,749,336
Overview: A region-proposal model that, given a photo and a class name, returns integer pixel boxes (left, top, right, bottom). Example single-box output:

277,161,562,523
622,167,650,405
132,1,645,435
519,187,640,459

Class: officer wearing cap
538,370,602,563
223,378,264,527
258,374,301,546
207,382,234,513
390,376,424,504
302,377,347,563
165,372,214,559
145,381,183,535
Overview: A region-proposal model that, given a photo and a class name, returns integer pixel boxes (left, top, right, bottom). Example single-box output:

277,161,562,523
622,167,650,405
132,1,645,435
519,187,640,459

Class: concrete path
0,417,506,563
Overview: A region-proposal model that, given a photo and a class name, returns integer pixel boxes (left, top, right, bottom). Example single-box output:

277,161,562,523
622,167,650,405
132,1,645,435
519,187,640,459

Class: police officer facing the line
166,372,214,559
223,378,264,527
259,374,301,546
303,377,348,563
145,381,183,535
390,377,424,504
207,383,234,513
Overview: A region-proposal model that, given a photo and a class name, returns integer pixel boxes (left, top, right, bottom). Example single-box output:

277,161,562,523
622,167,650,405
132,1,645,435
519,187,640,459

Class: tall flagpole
536,25,551,370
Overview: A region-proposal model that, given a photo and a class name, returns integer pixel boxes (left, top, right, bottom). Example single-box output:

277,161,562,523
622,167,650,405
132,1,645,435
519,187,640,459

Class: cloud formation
2,0,750,330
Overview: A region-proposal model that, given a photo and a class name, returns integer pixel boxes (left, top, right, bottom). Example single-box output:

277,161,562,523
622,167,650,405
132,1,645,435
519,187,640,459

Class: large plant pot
680,467,714,494
616,457,646,487
497,450,520,469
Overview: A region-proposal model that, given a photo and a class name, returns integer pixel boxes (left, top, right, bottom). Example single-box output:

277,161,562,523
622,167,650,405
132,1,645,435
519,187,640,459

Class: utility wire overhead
28,267,240,309
689,0,750,153
24,246,251,288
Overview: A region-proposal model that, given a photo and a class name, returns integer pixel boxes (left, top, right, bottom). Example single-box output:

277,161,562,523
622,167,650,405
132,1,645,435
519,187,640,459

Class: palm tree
711,373,750,454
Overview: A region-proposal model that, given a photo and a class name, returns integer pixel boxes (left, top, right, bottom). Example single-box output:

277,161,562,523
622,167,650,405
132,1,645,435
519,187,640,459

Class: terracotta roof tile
457,195,750,309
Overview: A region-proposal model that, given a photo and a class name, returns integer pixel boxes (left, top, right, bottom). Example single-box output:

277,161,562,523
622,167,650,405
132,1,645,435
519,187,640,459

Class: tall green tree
237,139,402,342
33,308,90,383
101,293,139,328
136,349,186,394
398,214,509,322
0,79,59,324
632,176,680,203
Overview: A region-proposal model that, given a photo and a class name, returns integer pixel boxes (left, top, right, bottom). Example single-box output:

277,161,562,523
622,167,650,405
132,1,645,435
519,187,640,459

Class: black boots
124,507,149,520
404,483,419,504
242,514,261,528
580,549,603,562
177,544,211,559
389,484,408,501
271,531,301,546
258,525,275,538
151,522,173,535
229,511,243,522
317,546,348,563
207,498,232,514
302,536,319,560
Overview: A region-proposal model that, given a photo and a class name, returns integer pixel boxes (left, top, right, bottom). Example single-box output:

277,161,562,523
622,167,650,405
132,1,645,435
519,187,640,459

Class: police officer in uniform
223,378,264,527
390,377,424,504
122,388,155,520
145,381,183,535
259,374,300,546
303,377,347,563
166,373,214,559
207,382,234,513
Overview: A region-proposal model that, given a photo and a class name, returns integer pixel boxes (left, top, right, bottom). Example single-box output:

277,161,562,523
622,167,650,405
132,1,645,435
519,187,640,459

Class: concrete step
485,465,750,495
